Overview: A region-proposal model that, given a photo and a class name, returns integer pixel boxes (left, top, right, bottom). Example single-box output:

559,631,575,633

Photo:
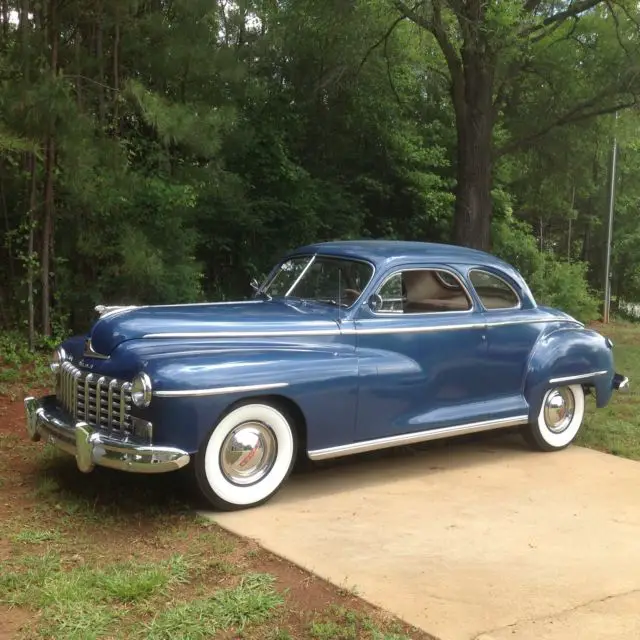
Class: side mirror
368,294,383,312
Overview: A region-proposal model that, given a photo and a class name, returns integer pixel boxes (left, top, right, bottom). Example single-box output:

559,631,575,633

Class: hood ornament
95,304,137,318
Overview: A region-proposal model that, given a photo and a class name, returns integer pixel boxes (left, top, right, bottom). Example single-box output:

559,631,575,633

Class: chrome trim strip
154,382,289,398
345,322,484,335
549,370,608,384
120,382,130,426
143,329,341,339
308,415,529,461
141,315,580,340
84,373,94,421
83,337,110,360
107,379,116,430
345,316,574,336
285,255,316,296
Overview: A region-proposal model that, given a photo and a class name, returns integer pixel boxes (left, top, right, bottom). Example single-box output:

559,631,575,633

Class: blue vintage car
25,241,628,510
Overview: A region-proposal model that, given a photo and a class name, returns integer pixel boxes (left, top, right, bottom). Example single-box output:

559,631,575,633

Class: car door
354,265,491,442
467,267,544,416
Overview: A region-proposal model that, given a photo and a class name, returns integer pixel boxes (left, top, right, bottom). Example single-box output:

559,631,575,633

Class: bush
493,217,600,323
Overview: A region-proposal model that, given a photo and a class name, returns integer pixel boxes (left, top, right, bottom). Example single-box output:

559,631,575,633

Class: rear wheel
523,384,585,452
194,402,297,511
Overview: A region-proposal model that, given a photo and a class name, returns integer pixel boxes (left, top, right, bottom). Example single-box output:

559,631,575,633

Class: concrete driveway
206,434,640,640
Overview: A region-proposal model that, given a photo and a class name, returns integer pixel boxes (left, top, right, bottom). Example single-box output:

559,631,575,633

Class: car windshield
263,255,374,307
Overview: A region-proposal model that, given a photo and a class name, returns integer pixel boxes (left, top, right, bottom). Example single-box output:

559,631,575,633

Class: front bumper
24,395,190,474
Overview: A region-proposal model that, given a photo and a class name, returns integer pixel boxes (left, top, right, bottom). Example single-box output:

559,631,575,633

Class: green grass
308,606,412,640
11,527,62,544
577,322,640,459
141,573,283,639
0,552,192,639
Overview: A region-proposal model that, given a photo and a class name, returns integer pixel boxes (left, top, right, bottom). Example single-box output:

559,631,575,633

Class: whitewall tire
194,402,297,511
524,384,585,452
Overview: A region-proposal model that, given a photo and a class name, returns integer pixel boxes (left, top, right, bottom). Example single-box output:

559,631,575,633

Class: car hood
89,300,341,356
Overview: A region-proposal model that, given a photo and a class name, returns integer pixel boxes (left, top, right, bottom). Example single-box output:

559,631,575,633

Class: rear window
469,270,519,310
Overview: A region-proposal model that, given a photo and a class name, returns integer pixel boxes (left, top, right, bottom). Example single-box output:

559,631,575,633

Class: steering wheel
341,288,361,305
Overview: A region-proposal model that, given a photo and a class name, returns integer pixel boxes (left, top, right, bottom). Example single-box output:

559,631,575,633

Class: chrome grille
57,362,133,432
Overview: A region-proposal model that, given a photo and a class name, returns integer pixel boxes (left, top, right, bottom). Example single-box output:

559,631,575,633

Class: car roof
289,240,513,270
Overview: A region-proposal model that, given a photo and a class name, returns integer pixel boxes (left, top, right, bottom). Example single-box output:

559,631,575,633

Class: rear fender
524,327,614,421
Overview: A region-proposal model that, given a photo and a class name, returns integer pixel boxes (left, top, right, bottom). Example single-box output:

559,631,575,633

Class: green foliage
493,217,600,323
1,0,640,334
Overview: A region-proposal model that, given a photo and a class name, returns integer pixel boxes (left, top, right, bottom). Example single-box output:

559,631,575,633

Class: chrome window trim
549,370,608,384
284,255,316,296
370,266,475,317
154,382,289,398
468,268,521,311
308,414,529,460
262,252,377,311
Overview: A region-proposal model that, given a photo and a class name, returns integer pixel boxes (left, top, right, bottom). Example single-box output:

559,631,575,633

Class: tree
391,0,640,250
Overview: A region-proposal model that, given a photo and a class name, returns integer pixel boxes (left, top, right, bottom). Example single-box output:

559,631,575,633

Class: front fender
137,341,359,454
524,327,614,421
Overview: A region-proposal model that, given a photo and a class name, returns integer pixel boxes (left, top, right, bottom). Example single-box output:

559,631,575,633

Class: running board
307,415,529,461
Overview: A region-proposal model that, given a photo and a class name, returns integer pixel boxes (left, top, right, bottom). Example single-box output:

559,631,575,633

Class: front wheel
194,402,297,511
523,384,585,452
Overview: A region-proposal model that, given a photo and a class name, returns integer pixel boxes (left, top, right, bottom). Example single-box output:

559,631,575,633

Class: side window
469,269,520,310
376,269,471,314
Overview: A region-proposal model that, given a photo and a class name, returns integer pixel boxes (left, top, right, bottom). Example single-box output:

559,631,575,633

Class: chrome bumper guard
24,395,190,474
612,373,629,392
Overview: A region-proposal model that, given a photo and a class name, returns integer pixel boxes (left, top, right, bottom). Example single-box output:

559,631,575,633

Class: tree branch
521,0,604,37
496,91,637,157
393,0,463,81
357,15,405,76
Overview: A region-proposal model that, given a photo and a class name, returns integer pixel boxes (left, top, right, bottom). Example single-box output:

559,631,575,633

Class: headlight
131,372,152,408
50,347,66,373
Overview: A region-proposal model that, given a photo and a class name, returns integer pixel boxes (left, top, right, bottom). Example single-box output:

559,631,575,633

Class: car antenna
338,269,343,325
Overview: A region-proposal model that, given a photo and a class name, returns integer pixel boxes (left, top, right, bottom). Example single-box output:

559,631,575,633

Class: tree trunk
28,154,37,350
41,138,55,337
452,8,495,251
97,1,105,125
453,112,493,249
41,0,58,337
1,0,8,43
113,10,120,124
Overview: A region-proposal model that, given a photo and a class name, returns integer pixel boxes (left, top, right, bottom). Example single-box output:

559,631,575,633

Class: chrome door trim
307,414,528,461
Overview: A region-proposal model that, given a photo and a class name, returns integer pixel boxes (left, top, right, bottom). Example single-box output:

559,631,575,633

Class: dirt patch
0,606,31,640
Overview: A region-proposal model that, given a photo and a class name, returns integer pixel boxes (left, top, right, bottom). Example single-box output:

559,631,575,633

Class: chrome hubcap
220,422,277,485
543,387,575,433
